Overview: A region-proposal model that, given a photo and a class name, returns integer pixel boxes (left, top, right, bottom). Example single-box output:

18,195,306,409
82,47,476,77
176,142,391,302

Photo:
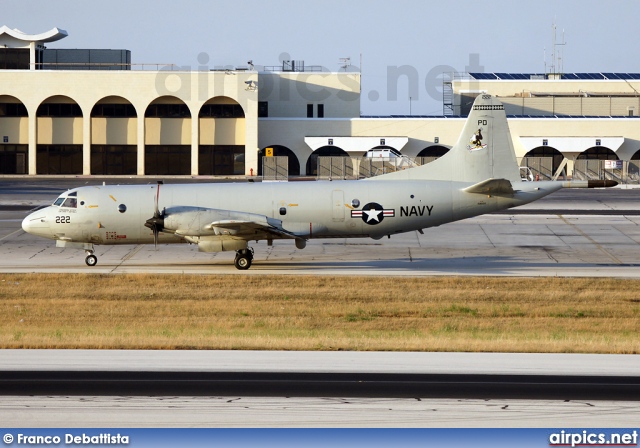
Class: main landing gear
85,250,98,267
234,248,254,270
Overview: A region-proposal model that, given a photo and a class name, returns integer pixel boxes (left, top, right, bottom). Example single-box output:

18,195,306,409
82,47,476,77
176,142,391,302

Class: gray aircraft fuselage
24,178,561,246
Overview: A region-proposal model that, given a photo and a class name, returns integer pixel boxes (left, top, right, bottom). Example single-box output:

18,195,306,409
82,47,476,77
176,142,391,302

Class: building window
91,104,136,118
0,103,28,117
307,104,313,118
36,145,83,174
144,104,190,118
258,101,268,118
91,145,137,175
36,103,83,117
144,145,191,175
317,104,324,118
0,48,29,70
0,144,27,174
199,104,243,118
198,145,245,175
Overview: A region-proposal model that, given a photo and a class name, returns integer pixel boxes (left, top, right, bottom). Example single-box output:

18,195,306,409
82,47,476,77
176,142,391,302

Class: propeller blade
154,182,161,218
144,181,165,250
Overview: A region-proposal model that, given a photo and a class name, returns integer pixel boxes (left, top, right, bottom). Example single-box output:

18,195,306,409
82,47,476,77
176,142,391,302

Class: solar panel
469,73,498,80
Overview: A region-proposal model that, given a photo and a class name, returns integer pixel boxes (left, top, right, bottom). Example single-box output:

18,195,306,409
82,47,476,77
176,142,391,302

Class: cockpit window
61,197,77,208
53,198,64,206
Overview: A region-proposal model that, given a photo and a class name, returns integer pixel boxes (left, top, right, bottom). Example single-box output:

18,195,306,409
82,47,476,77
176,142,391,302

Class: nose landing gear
234,248,254,270
85,250,98,267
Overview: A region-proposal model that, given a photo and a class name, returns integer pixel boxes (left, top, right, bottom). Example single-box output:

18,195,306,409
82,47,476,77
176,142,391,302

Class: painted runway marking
0,229,24,242
558,215,624,265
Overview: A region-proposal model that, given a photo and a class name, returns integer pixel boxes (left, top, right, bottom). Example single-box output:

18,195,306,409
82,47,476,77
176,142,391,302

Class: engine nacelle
184,236,248,252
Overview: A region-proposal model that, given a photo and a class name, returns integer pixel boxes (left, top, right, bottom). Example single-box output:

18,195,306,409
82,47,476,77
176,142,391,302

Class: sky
4,0,640,115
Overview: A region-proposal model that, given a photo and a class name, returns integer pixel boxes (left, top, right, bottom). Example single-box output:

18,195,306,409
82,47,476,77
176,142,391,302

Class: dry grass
1,274,639,353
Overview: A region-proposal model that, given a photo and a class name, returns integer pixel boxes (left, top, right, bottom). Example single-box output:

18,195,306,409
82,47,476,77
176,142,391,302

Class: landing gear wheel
234,248,254,270
234,254,251,270
85,254,98,267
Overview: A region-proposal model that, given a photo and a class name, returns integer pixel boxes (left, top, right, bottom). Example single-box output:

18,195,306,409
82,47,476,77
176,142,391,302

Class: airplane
22,94,616,270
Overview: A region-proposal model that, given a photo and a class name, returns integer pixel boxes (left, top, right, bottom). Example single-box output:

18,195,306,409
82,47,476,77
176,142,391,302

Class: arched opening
306,145,350,176
90,96,137,175
36,95,83,174
257,145,300,176
417,145,451,158
629,149,640,181
144,96,191,175
523,146,564,178
362,145,401,158
0,95,28,174
199,96,245,175
577,147,618,160
575,147,619,181
416,145,450,164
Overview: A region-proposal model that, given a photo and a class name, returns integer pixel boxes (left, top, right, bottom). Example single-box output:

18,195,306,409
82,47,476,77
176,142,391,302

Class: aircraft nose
22,208,52,237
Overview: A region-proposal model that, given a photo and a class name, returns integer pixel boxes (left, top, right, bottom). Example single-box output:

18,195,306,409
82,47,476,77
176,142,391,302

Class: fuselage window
53,198,64,206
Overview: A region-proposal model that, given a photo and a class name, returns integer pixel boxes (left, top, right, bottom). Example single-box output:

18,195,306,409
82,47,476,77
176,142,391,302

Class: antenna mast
339,57,351,72
550,20,567,75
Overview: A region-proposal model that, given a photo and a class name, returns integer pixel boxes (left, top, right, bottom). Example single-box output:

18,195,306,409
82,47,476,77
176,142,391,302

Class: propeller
144,182,165,249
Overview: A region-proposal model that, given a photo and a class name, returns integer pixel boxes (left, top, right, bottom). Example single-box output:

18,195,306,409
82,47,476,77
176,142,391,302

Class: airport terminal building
2,26,640,181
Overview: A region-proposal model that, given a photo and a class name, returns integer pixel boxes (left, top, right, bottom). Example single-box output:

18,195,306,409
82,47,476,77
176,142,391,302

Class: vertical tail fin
376,94,521,183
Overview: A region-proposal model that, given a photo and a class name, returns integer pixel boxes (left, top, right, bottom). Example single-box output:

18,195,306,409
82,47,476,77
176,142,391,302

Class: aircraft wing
161,206,302,241
205,218,300,240
462,178,515,195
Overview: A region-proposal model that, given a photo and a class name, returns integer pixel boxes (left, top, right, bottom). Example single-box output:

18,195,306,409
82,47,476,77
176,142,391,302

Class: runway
1,179,639,427
2,350,640,427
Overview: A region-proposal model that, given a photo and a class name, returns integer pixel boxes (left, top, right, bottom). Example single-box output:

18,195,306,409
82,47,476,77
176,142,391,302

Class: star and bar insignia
351,202,394,225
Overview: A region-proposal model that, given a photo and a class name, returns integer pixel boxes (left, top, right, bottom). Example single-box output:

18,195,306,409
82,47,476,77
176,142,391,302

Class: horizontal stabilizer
463,178,515,195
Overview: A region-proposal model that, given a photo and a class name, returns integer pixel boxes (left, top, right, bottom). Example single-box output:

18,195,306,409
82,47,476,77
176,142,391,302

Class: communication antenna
339,57,350,72
550,20,567,75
